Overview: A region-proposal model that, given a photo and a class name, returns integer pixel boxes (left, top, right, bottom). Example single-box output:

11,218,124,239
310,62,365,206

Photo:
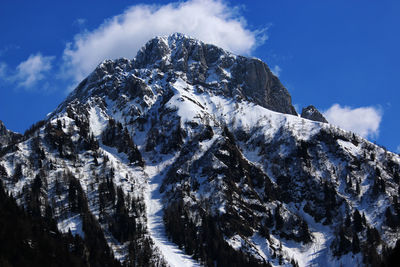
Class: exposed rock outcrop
301,105,328,123
0,120,21,148
134,33,298,115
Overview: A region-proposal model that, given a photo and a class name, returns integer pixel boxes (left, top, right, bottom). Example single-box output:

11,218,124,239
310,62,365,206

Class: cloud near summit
323,104,382,139
62,0,266,88
15,53,54,89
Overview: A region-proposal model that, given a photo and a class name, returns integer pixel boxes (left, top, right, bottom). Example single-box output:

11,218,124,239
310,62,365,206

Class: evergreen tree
385,207,396,228
13,163,23,182
335,226,351,256
367,227,381,245
352,232,360,254
355,179,360,195
0,164,7,177
275,205,284,230
344,212,351,228
383,240,400,266
0,180,88,267
353,209,364,232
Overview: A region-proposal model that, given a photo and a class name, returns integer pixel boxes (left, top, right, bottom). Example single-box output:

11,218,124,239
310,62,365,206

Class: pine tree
68,179,78,212
352,232,360,253
345,212,351,228
0,164,7,177
299,219,311,243
353,209,363,232
367,227,381,245
336,226,351,256
355,179,360,195
385,207,396,228
275,205,284,230
13,163,23,182
362,212,367,225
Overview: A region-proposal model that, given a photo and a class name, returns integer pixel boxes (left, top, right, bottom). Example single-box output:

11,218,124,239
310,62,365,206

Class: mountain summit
134,33,297,115
1,34,400,267
60,33,297,117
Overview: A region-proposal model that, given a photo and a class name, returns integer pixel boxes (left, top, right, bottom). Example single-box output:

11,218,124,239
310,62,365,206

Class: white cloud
14,53,54,88
0,44,20,57
323,104,382,139
271,65,281,77
397,145,400,154
62,0,265,86
74,18,87,26
0,62,7,78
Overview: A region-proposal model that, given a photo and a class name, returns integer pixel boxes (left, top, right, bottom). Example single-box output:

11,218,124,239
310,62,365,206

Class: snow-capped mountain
1,33,399,267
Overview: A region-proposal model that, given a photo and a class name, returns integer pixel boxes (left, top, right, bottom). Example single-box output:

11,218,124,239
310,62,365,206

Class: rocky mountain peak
301,105,328,123
134,33,298,115
61,33,297,117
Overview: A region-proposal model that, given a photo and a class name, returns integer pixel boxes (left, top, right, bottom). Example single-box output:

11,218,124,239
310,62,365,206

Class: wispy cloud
14,53,54,88
74,18,87,26
271,65,281,77
0,62,7,78
397,145,400,154
61,0,266,88
323,104,382,139
0,44,20,57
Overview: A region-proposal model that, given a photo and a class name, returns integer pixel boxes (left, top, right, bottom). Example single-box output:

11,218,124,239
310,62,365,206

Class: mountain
1,33,400,267
0,120,22,148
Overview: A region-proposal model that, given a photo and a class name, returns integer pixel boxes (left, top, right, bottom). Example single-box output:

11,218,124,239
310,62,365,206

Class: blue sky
0,0,399,153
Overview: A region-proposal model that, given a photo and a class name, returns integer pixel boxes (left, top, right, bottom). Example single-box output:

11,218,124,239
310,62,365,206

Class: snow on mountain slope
1,33,400,267
144,156,200,267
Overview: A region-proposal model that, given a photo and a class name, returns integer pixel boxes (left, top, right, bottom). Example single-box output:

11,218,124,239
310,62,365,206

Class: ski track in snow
144,157,200,267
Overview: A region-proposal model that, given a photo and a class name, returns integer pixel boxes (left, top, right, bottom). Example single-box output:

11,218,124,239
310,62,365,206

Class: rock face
301,105,328,123
1,34,400,267
0,120,21,148
133,33,298,115
0,120,7,137
60,34,297,117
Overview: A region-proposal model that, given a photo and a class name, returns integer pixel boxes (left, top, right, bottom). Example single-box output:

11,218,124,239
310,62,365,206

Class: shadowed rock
134,33,298,116
301,105,328,123
0,120,21,148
